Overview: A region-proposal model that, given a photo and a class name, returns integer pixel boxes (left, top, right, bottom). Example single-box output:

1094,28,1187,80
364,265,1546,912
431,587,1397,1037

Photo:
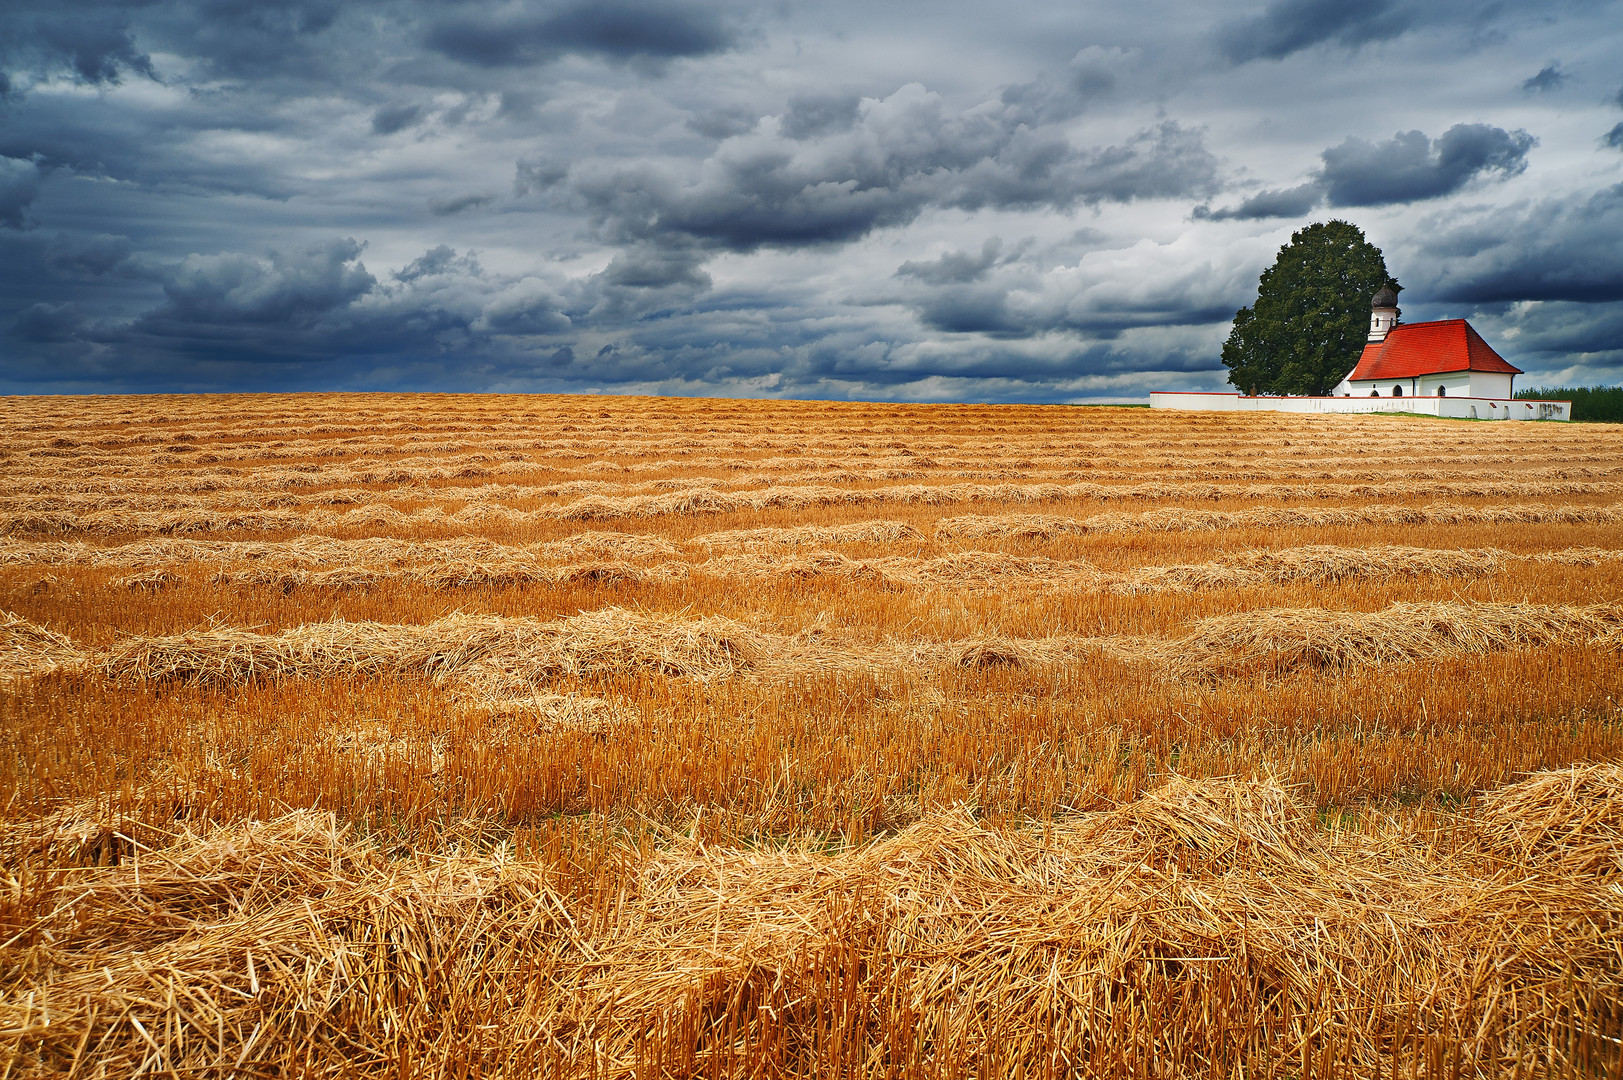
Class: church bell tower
1369,282,1401,342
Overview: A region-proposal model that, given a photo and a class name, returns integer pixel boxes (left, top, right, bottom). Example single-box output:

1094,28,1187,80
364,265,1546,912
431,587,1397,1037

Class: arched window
1392,385,1404,397
1369,389,1379,397
1435,386,1445,397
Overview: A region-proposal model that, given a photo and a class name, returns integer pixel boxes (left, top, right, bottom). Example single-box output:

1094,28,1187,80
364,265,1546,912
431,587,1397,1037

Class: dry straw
3,769,1617,1076
111,568,185,591
100,607,764,705
0,610,88,677
1169,600,1623,679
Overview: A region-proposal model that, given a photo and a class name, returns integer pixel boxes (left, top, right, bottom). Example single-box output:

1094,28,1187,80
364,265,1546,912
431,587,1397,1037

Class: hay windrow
1110,544,1508,594
942,500,1623,542
1171,600,1623,679
0,610,88,677
1474,762,1623,875
690,519,927,550
100,608,765,698
7,771,1617,1076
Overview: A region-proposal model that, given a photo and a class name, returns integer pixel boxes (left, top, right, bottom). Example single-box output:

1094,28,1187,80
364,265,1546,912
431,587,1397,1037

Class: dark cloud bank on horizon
1,0,1621,400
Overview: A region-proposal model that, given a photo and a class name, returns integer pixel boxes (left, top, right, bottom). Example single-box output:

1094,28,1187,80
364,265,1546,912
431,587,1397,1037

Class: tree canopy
1221,220,1392,396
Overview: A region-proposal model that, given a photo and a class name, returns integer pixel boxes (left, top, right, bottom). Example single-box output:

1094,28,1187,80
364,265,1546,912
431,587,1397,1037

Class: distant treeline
1515,385,1623,423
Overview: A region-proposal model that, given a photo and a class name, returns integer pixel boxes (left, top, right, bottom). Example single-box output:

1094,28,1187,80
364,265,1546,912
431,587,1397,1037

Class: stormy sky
2,0,1621,400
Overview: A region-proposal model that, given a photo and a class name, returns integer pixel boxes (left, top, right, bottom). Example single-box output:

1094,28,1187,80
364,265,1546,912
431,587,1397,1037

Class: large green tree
1221,220,1391,396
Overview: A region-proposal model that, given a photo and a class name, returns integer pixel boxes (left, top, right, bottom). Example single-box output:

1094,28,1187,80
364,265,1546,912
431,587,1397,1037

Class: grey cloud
1424,183,1623,304
393,244,479,282
1068,46,1133,101
1197,122,1537,220
599,244,711,291
1521,64,1566,92
0,88,305,199
18,15,155,84
1481,302,1623,367
1605,123,1623,151
897,239,1004,285
998,48,1139,128
1319,124,1535,206
686,106,758,140
911,284,1235,339
12,301,83,342
780,94,861,140
568,87,1219,257
474,277,572,335
426,1,733,68
148,237,376,327
513,159,569,196
370,103,422,135
44,233,134,277
1194,182,1322,221
153,0,345,81
0,157,41,230
428,192,496,216
1218,0,1410,63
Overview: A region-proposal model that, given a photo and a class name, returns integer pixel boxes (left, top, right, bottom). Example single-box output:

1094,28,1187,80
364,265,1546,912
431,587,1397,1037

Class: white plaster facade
1332,370,1514,400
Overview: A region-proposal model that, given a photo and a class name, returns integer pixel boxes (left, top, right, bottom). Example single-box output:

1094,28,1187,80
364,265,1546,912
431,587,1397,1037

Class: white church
1329,283,1518,400
1152,284,1570,421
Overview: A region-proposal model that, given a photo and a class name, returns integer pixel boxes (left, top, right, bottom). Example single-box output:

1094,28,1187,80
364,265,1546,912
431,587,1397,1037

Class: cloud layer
1,0,1621,399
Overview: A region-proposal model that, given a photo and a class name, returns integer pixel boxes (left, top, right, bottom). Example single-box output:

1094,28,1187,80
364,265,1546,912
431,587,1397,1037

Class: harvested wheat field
2,393,1622,1078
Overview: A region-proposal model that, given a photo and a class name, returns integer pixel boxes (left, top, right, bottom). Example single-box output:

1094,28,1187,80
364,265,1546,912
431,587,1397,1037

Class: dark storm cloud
598,244,711,291
1318,124,1535,206
1491,303,1623,365
161,0,344,80
1193,182,1321,221
371,103,422,135
1194,123,1534,219
907,285,1235,338
0,84,307,200
148,238,377,327
425,1,733,68
44,233,136,277
1423,183,1623,305
896,239,1004,285
4,13,156,85
513,159,569,196
1521,64,1567,93
12,302,86,343
564,87,1218,256
780,94,861,141
1217,0,1410,63
428,192,496,216
0,157,42,230
686,106,759,141
394,245,478,283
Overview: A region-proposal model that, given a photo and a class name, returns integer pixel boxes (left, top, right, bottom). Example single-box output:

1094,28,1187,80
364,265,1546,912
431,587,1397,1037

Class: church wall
1149,392,1570,421
1465,372,1513,400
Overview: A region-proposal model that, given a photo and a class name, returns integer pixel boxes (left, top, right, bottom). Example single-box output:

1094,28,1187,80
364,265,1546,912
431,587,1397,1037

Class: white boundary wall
1149,392,1570,422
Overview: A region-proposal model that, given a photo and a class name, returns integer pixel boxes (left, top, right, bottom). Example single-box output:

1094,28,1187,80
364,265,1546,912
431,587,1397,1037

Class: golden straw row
1,766,1616,1077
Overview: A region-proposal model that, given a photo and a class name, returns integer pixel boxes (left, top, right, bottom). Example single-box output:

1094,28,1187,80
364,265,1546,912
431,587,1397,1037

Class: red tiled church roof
1348,319,1521,382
